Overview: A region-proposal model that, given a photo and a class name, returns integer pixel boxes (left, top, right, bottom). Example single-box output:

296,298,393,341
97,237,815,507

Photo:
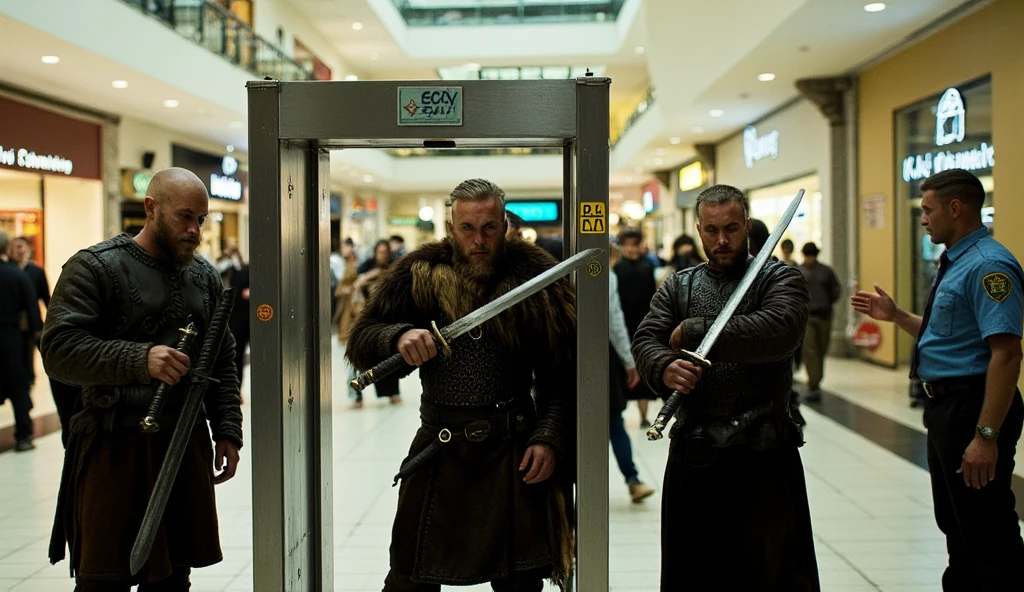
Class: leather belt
920,375,986,399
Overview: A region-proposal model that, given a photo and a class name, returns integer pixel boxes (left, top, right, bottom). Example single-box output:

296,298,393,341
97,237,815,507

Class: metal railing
385,147,562,157
611,85,654,148
119,0,312,81
391,0,626,26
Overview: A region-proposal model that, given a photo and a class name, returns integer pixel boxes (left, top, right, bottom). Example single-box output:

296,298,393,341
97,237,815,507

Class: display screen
506,201,559,223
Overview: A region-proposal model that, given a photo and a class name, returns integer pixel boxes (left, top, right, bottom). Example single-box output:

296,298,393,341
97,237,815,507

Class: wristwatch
977,425,1000,440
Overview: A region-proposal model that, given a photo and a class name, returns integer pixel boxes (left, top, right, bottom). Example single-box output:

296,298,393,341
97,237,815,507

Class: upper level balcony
391,0,627,26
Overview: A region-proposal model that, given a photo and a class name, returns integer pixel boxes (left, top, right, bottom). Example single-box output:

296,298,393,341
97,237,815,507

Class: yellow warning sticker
579,202,606,234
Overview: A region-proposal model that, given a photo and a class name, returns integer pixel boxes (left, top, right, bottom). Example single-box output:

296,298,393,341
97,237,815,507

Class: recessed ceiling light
709,109,724,117
370,53,379,61
669,137,681,145
226,145,234,153
864,3,886,12
363,174,373,183
634,46,645,55
111,80,128,89
693,126,705,133
41,55,60,64
757,72,776,82
229,121,244,129
352,21,363,30
653,158,663,165
163,99,179,108
464,62,481,70
344,74,359,81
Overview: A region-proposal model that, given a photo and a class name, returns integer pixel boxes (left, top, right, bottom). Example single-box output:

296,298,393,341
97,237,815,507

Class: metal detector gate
246,78,610,591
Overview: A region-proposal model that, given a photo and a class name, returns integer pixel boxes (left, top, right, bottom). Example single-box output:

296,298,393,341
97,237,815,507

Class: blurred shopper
799,242,841,401
0,231,42,451
614,228,659,427
351,239,402,407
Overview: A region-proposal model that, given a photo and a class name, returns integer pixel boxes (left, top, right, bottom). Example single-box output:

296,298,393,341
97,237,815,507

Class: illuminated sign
743,125,779,168
902,86,994,183
678,161,705,191
0,145,73,175
506,201,559,223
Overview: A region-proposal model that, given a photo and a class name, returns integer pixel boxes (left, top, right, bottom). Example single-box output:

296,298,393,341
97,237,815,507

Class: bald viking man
41,168,243,591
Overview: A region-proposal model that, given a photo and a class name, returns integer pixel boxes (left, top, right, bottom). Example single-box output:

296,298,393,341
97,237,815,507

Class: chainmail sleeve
632,275,683,397
40,251,152,387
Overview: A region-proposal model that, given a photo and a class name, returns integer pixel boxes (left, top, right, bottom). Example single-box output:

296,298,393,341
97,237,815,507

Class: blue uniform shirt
917,226,1024,381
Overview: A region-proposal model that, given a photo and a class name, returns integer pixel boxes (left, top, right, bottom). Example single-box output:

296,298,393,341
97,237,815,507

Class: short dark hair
781,239,794,251
801,242,820,256
696,184,749,218
389,235,405,244
506,211,524,230
748,219,770,253
617,228,643,245
920,169,985,211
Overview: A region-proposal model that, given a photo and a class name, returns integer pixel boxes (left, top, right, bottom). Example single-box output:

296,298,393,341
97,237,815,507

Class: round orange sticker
256,304,274,322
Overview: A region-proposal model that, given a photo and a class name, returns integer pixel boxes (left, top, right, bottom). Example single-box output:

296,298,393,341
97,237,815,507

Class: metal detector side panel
279,80,576,142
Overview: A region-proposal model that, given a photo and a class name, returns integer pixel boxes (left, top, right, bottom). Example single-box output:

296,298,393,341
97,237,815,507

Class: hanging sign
398,87,463,126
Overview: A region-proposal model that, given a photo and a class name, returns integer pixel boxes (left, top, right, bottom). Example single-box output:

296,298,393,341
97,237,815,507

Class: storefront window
748,173,822,260
895,76,993,315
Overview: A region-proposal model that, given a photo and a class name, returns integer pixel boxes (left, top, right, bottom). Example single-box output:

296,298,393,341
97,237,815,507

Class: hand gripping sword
350,247,602,392
140,318,198,433
647,189,805,441
130,288,235,576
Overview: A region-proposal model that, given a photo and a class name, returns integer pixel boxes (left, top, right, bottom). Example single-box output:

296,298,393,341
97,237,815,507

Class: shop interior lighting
669,137,681,145
757,72,776,82
709,109,724,117
352,22,364,30
345,74,359,81
419,206,434,222
437,65,604,81
634,46,645,55
226,145,234,153
864,3,886,12
363,175,373,183
41,55,60,64
163,99,179,108
229,121,244,129
111,80,128,89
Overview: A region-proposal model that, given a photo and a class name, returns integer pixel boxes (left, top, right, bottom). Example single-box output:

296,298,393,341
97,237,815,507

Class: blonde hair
449,179,506,211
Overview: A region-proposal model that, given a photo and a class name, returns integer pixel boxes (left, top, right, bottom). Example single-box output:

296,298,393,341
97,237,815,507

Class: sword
140,318,198,433
130,288,235,576
350,247,602,392
647,189,805,441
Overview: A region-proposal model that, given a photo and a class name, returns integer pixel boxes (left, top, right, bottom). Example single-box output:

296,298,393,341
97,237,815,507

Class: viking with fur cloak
346,179,576,592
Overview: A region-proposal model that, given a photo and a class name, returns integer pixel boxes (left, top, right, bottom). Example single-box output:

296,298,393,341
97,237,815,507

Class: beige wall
857,0,1024,366
0,173,43,210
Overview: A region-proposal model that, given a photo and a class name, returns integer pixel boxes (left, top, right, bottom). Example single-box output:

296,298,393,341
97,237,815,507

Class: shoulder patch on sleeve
982,272,1012,303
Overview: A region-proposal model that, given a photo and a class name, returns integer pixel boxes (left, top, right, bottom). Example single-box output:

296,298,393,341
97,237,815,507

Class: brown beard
452,241,507,284
154,214,198,268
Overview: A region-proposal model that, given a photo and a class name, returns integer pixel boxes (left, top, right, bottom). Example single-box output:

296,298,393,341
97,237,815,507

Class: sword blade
693,189,804,359
441,247,601,340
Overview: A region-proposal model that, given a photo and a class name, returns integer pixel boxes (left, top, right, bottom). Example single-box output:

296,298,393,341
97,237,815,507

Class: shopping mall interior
1,0,1023,590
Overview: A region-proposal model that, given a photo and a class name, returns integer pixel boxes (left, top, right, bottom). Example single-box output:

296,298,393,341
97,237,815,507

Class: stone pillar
102,119,122,240
796,76,856,357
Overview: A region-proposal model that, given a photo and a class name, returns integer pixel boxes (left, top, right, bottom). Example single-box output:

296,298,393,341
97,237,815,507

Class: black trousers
74,566,191,591
924,387,1024,590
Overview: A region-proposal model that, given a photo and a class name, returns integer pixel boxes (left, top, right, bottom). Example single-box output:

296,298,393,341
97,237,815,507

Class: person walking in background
852,169,1024,589
608,243,656,503
0,231,43,451
229,256,251,393
781,239,798,266
799,242,841,402
668,234,704,272
350,239,402,407
613,228,659,428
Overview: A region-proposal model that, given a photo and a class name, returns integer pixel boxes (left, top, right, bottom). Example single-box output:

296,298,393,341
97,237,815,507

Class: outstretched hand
850,284,898,322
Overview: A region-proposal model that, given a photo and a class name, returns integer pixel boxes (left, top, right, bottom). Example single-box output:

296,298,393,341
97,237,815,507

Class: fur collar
406,237,576,359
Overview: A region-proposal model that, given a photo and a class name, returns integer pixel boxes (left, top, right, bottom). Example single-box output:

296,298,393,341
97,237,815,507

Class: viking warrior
346,178,576,592
632,184,820,591
41,168,242,591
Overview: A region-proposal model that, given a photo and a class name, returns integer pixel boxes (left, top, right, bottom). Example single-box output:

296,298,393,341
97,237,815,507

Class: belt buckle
464,420,490,443
922,382,935,398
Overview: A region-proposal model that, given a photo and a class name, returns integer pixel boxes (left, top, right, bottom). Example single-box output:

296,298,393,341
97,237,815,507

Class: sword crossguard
430,320,452,359
678,349,712,369
139,415,160,433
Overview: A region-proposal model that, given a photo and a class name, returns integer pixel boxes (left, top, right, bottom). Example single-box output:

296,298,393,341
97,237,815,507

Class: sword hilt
647,350,711,441
350,322,450,392
140,320,198,433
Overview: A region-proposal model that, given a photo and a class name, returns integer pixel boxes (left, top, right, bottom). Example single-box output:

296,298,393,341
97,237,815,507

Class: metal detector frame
246,78,610,591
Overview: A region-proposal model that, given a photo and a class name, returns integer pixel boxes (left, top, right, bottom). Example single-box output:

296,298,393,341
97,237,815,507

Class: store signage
901,87,994,183
397,86,463,126
0,145,74,175
678,161,705,192
852,320,882,350
388,215,419,226
642,180,660,214
507,201,559,223
743,125,779,168
211,155,242,201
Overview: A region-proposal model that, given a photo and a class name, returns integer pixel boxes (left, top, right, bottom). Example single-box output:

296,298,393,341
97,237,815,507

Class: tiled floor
2,346,1020,591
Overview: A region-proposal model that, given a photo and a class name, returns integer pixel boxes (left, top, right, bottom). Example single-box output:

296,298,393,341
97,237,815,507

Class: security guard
852,168,1024,590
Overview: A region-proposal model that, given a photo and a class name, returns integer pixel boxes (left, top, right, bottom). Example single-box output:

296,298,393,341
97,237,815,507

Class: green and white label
398,87,463,126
